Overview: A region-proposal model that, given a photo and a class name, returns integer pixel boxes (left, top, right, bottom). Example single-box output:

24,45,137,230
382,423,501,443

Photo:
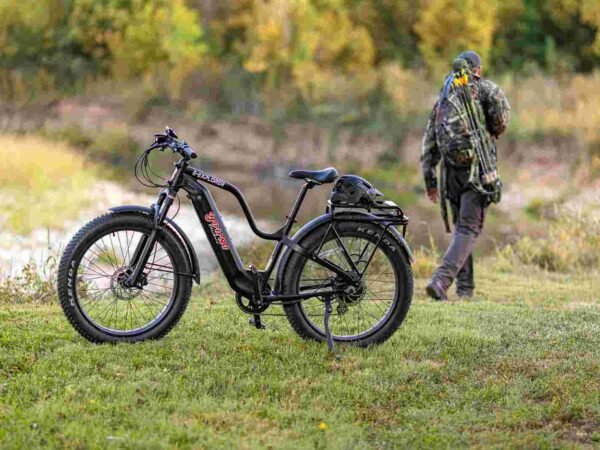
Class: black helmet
330,175,383,206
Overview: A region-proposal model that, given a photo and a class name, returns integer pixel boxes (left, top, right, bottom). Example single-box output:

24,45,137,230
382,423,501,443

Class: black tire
281,221,413,347
57,212,193,343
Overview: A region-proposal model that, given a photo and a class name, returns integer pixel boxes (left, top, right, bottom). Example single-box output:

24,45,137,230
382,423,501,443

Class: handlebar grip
181,144,197,159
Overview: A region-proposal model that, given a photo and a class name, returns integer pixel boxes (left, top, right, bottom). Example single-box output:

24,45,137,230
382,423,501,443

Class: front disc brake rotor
111,267,145,300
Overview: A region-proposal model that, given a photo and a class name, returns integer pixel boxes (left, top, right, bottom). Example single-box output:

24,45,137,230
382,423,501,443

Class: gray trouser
434,189,487,294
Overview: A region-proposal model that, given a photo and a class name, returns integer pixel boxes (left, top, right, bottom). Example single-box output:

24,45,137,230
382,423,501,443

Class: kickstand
323,295,335,354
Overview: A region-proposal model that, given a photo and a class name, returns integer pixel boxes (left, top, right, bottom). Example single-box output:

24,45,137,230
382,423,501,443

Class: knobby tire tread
280,221,413,347
57,212,192,343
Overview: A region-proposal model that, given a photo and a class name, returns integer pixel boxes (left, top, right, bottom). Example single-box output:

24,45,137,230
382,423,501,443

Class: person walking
421,50,511,301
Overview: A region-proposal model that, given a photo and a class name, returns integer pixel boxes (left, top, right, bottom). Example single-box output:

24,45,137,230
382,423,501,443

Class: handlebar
149,127,197,160
179,143,197,160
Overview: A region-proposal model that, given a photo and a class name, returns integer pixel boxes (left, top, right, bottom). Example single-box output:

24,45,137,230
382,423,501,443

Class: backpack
435,59,502,205
434,75,482,168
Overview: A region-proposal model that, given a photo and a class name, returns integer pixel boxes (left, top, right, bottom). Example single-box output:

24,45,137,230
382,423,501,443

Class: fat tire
281,221,413,347
57,212,193,343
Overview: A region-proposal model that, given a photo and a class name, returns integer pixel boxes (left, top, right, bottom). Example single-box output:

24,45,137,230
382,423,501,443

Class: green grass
1,263,599,449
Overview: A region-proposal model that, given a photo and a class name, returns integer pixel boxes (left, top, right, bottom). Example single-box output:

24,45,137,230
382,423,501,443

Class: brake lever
151,131,191,156
146,142,166,152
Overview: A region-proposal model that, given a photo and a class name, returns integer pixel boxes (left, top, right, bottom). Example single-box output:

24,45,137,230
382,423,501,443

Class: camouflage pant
433,189,487,294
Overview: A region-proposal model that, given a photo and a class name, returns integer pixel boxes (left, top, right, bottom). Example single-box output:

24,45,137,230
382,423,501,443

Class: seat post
283,182,314,235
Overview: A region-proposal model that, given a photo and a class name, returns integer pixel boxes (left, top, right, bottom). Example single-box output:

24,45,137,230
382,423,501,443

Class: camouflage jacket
421,76,511,191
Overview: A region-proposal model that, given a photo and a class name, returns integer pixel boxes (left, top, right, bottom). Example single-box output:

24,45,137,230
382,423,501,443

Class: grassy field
1,259,599,449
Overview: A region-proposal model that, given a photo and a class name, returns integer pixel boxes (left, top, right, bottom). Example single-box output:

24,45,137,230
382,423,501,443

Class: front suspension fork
125,191,174,287
125,229,159,287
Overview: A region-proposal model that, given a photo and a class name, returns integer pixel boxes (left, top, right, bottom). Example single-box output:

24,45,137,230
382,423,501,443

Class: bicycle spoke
75,229,176,335
298,231,398,340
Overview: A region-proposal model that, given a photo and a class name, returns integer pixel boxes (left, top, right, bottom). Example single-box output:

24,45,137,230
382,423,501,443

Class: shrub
89,125,139,166
509,212,600,272
491,245,520,273
411,233,440,279
0,257,57,305
41,124,93,149
524,198,558,220
585,139,600,178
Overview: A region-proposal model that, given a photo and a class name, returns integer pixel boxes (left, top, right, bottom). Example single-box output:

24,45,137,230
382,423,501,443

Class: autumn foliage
1,0,600,112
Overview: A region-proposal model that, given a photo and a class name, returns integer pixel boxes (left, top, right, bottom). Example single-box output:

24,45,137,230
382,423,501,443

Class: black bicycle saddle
288,167,338,184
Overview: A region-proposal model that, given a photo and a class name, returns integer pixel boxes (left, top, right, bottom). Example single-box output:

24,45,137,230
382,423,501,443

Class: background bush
89,125,139,166
0,258,56,304
509,212,600,272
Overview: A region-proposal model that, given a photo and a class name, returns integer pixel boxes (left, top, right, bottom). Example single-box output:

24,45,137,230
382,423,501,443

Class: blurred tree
415,0,498,76
543,0,599,72
0,0,205,101
218,0,376,111
3,0,600,120
0,0,74,99
289,1,376,105
70,0,206,98
491,0,600,73
581,0,600,57
193,0,265,114
490,0,536,73
348,0,421,67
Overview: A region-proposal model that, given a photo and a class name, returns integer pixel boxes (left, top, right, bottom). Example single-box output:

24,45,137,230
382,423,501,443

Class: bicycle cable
134,147,182,221
134,149,166,189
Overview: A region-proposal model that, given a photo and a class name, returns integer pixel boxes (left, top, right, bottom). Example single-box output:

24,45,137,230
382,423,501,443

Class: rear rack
326,200,409,236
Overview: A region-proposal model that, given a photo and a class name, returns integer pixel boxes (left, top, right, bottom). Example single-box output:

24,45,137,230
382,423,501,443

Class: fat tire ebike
57,128,414,350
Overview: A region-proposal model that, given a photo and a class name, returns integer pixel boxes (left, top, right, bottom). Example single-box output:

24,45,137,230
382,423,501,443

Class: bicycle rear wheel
281,221,413,347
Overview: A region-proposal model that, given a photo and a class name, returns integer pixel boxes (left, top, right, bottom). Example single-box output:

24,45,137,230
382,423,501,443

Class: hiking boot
426,279,448,301
456,289,473,299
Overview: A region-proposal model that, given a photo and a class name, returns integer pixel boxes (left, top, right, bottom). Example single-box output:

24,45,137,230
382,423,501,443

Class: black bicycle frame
126,159,354,303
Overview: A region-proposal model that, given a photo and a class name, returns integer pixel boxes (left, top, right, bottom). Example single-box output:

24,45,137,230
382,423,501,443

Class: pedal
249,315,266,330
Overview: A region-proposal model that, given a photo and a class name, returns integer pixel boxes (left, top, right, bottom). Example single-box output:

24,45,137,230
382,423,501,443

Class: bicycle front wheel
57,212,193,343
281,221,413,347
